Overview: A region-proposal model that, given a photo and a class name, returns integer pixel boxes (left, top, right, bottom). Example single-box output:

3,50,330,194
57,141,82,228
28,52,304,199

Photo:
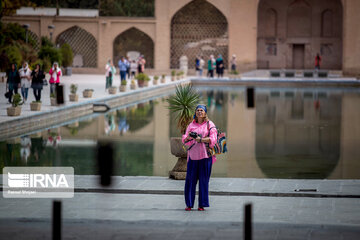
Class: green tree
1,0,36,19
100,0,154,17
60,43,73,67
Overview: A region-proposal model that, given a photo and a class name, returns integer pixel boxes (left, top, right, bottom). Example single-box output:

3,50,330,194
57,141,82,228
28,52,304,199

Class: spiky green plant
167,84,200,134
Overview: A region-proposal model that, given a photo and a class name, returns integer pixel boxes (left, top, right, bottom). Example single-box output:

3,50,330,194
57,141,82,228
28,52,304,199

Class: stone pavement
0,74,181,124
1,176,360,239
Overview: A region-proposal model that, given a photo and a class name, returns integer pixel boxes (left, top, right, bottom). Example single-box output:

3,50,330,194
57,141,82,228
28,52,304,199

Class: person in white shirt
19,62,32,103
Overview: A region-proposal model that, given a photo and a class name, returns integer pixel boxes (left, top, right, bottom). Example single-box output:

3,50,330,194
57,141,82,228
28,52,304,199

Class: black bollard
244,203,252,240
56,84,64,104
52,200,61,240
246,87,255,108
97,142,114,186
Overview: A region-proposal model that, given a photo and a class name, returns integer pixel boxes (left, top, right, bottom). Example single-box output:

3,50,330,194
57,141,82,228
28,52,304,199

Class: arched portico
170,0,228,69
56,26,98,68
113,27,154,68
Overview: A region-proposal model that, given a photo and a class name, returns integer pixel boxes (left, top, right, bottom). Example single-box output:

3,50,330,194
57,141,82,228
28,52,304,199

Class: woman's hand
195,136,202,143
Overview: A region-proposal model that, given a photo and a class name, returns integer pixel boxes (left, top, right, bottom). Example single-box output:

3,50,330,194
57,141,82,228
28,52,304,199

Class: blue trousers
185,157,212,208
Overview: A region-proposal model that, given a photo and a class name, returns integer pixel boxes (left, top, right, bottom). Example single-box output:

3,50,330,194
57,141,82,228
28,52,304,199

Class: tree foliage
100,0,154,17
0,0,36,18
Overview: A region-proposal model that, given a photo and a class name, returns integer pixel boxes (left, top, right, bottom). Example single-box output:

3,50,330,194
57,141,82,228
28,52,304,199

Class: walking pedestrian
182,104,218,211
216,54,224,78
195,56,200,76
6,63,20,103
49,62,62,95
19,62,32,103
105,59,116,90
118,56,128,82
315,53,321,70
126,57,131,79
31,64,45,102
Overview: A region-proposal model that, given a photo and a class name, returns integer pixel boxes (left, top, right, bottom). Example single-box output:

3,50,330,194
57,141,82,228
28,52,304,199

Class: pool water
1,86,360,179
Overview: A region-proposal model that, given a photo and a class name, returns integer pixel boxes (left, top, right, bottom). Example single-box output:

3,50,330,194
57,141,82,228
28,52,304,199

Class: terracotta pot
83,90,93,98
50,98,57,106
161,78,166,83
30,102,41,111
171,76,175,81
153,79,158,85
7,106,21,116
108,87,117,94
138,80,144,88
119,85,126,92
144,81,149,87
69,94,79,102
130,84,137,90
169,137,188,180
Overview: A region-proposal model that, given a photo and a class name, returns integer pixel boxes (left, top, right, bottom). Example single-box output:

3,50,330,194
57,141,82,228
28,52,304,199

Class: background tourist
6,63,20,104
31,64,45,102
199,56,205,77
195,55,200,76
105,59,116,90
118,56,128,82
182,104,217,211
126,56,131,79
130,60,137,79
216,54,224,78
137,55,146,73
207,55,215,78
231,54,237,71
49,62,62,95
315,53,321,70
19,62,32,103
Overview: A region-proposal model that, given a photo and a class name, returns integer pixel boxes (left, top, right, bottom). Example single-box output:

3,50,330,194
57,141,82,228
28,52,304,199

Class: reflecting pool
1,86,360,179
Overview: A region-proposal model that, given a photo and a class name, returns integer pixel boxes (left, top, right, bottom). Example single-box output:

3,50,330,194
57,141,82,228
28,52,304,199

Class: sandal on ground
185,207,192,211
198,207,205,211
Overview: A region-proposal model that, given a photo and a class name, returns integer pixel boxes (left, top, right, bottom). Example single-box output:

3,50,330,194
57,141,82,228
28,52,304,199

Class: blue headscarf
193,104,207,119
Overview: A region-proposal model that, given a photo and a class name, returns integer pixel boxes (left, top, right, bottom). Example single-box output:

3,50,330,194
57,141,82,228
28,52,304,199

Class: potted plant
171,70,176,81
69,84,79,102
7,93,23,116
229,70,239,79
130,79,137,90
30,100,42,111
83,89,94,98
120,80,127,92
153,75,159,85
135,73,146,88
108,86,117,94
50,93,57,106
60,43,74,76
144,75,151,87
176,72,181,80
161,74,166,84
166,84,201,180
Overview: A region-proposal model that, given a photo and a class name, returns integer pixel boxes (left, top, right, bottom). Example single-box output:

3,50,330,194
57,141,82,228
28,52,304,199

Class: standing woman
216,54,224,78
31,64,45,102
182,104,217,211
19,62,32,103
6,63,20,103
105,59,116,90
49,62,62,95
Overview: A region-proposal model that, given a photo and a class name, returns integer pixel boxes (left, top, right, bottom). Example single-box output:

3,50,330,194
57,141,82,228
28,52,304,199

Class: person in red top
315,53,321,70
49,62,62,95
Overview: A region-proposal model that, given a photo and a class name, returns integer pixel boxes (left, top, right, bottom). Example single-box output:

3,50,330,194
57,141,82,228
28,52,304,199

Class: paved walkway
0,74,181,124
1,176,360,239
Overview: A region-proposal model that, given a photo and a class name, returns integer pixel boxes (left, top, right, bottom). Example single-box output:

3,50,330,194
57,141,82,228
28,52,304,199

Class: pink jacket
182,120,217,163
49,68,62,84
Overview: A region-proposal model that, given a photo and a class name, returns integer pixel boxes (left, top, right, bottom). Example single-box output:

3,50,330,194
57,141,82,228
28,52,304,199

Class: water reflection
1,87,359,179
